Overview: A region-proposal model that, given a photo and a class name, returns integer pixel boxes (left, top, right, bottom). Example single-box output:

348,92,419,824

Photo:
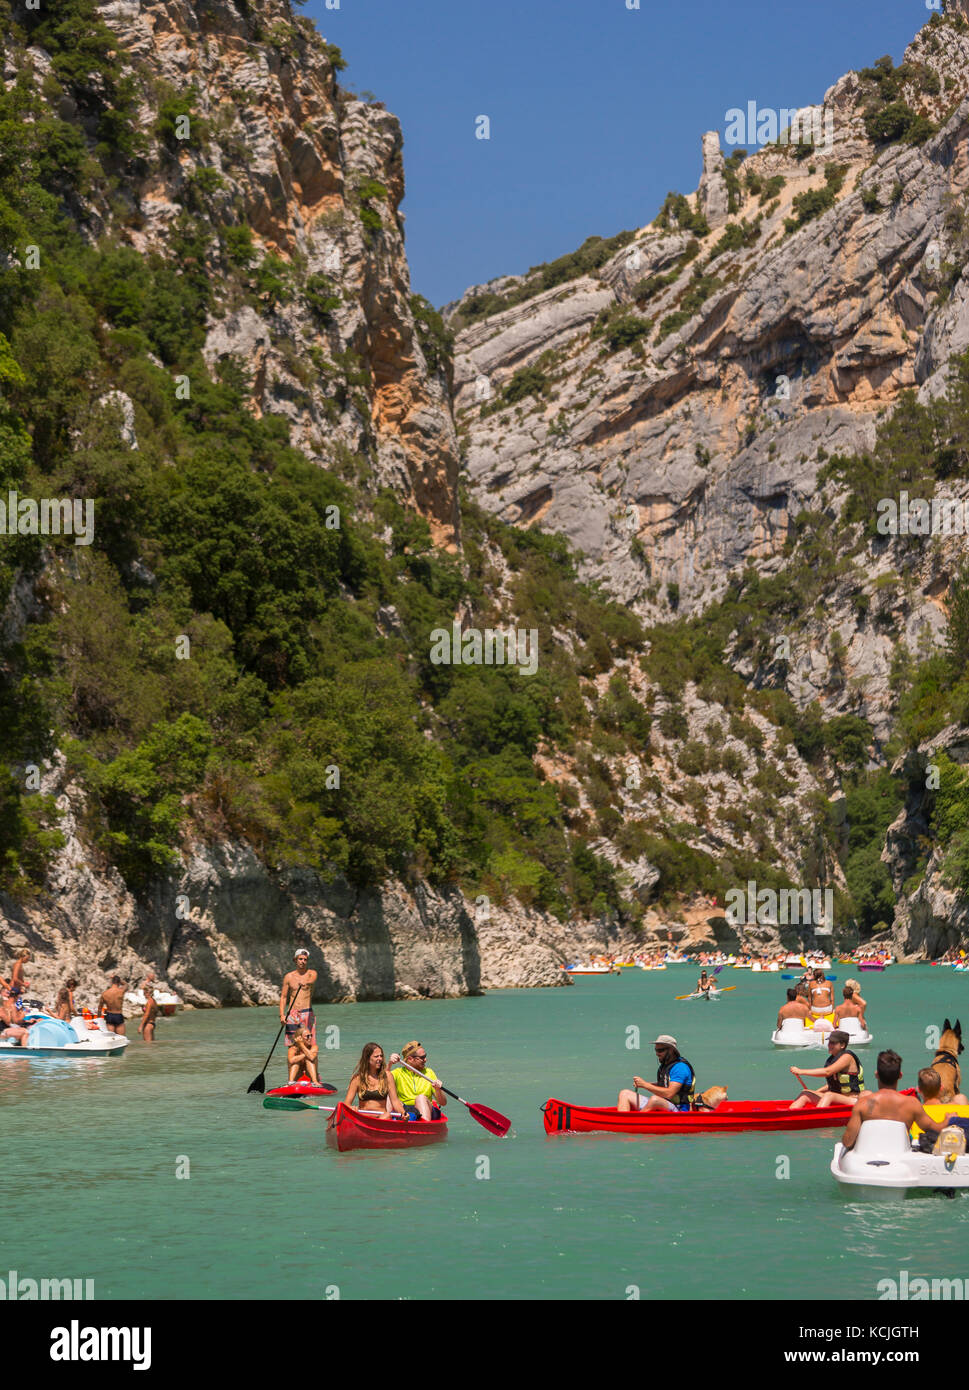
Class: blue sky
302,0,930,307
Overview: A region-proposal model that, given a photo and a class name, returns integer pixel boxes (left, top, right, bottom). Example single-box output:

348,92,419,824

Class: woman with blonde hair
844,978,867,1012
343,1043,406,1118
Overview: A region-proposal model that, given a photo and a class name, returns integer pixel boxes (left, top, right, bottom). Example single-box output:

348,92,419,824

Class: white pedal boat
771,1015,873,1048
0,1012,129,1056
832,1119,969,1195
124,987,181,1016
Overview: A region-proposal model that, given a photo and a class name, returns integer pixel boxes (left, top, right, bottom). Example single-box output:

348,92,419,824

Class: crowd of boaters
0,950,162,1044
614,1028,967,1153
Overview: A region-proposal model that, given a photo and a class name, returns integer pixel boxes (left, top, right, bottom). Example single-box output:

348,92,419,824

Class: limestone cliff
45,0,462,545
450,11,969,737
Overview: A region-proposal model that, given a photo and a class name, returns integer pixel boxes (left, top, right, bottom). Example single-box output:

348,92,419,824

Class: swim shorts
104,1012,125,1026
284,1007,316,1046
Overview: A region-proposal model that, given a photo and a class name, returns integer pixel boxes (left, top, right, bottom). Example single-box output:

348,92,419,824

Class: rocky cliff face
449,14,969,737
58,0,461,545
6,0,969,1004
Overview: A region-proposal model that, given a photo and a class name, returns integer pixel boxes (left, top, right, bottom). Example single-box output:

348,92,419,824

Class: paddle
263,1096,335,1113
247,1017,289,1094
674,985,737,1000
397,1059,510,1137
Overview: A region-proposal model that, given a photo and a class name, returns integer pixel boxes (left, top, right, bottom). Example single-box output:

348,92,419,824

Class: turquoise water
1,965,967,1300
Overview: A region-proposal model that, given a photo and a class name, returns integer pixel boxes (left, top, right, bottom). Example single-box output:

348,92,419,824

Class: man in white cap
280,949,318,1049
617,1034,697,1112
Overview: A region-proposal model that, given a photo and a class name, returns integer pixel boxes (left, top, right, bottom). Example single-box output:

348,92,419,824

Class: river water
1,965,966,1300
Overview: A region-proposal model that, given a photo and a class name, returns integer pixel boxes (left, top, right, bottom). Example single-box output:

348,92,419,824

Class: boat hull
0,1013,129,1057
542,1097,853,1135
268,1079,337,1097
325,1102,448,1151
832,1142,969,1194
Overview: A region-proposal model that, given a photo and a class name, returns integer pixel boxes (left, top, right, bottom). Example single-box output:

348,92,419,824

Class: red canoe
542,1097,853,1136
267,1079,337,1098
325,1102,449,1152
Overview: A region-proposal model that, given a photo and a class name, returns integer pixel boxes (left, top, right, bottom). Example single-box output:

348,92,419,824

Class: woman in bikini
343,1042,406,1119
287,1025,320,1084
808,968,835,1022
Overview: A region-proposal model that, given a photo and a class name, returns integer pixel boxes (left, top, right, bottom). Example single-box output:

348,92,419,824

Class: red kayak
325,1102,449,1152
267,1079,337,1098
542,1098,853,1136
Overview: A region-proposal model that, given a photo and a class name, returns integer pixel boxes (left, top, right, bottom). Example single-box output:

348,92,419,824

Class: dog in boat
933,1019,963,1102
695,1085,728,1111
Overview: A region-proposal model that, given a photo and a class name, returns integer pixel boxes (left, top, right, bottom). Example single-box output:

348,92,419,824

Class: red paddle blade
467,1102,511,1137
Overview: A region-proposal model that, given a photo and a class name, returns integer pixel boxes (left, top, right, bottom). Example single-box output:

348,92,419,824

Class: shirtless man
777,987,812,1029
807,968,835,1020
280,950,318,1049
10,950,30,993
98,976,127,1035
841,1050,957,1150
833,985,867,1030
138,986,159,1043
287,1026,320,1084
789,1030,865,1109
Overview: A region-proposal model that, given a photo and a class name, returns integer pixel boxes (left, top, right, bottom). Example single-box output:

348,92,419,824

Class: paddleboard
267,1079,337,1097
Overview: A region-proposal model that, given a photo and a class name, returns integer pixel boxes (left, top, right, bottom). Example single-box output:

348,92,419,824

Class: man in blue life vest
617,1034,697,1112
788,1029,864,1109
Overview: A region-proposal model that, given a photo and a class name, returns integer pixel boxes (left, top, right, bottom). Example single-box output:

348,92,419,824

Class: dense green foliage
0,30,649,919
654,192,710,238
858,55,938,147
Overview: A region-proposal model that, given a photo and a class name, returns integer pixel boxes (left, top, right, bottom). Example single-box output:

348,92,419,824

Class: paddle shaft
266,1097,336,1112
395,1059,511,1136
247,1018,287,1093
398,1058,461,1103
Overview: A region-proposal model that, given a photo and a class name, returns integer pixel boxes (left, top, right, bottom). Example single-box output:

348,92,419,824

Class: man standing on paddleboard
280,949,317,1050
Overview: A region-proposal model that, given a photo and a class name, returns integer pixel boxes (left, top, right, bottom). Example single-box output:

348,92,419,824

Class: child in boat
919,1066,968,1107
343,1042,406,1118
